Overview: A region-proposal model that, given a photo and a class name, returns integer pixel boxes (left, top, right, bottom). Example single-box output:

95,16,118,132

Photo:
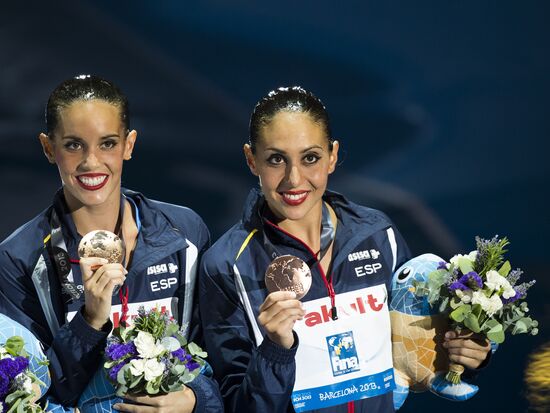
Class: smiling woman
40,98,136,220
199,86,491,413
0,75,222,413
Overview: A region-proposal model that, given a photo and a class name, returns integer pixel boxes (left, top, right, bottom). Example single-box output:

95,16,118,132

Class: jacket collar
51,188,187,254
240,187,391,261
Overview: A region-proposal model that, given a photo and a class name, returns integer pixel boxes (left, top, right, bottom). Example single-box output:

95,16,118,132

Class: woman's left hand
112,387,196,413
443,329,491,369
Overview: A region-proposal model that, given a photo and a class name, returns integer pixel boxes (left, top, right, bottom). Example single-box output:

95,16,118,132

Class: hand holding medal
258,255,311,349
78,230,128,330
78,230,126,295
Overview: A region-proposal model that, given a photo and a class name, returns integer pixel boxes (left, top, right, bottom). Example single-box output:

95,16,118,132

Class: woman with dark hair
0,75,222,413
199,86,491,412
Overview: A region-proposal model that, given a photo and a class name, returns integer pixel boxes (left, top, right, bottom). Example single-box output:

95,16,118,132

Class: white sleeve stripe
387,227,398,272
233,263,264,346
181,239,199,335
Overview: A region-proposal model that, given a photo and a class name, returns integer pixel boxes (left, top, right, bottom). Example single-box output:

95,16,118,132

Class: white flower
450,251,477,274
485,294,504,316
160,337,181,352
471,291,503,317
0,346,6,359
456,289,473,303
467,250,478,261
502,286,516,299
14,373,33,394
134,331,164,359
143,359,165,381
129,359,146,377
485,270,516,298
471,291,486,306
450,251,477,266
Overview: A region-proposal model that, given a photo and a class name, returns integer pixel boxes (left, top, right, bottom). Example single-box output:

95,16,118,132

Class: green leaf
438,296,450,313
449,296,462,310
117,364,131,385
487,329,505,343
512,319,528,335
499,261,511,277
450,305,471,323
458,257,474,275
6,398,21,413
6,390,28,405
486,321,505,343
129,375,142,389
5,336,25,356
464,313,481,333
116,385,128,398
165,323,179,337
471,304,483,318
104,360,119,369
171,364,186,375
145,380,160,395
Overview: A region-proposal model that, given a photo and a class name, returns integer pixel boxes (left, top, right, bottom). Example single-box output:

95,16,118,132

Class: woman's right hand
257,291,305,349
80,257,127,330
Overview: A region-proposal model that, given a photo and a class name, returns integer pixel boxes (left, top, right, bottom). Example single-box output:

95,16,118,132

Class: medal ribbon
48,194,127,302
262,202,339,320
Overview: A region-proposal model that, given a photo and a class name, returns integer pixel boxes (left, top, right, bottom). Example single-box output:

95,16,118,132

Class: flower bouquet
104,307,207,397
0,336,48,413
413,235,538,384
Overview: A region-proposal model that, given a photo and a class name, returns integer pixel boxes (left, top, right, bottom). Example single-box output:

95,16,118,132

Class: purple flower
186,361,200,372
172,348,192,364
0,357,28,379
437,261,448,270
108,361,127,381
506,268,523,286
449,281,469,292
0,371,9,398
171,348,186,362
106,342,137,361
459,271,483,289
515,280,536,299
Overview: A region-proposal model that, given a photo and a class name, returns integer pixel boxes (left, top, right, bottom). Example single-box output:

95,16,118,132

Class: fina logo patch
326,331,360,377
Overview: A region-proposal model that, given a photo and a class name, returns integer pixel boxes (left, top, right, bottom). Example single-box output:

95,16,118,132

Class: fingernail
445,332,452,339
113,404,120,409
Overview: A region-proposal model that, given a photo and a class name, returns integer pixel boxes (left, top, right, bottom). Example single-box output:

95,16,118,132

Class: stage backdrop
2,1,548,412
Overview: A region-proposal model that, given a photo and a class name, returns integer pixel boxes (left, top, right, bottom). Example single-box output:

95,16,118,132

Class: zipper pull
331,306,338,320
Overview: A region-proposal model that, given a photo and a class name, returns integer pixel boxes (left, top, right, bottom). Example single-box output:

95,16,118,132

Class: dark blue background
2,1,548,411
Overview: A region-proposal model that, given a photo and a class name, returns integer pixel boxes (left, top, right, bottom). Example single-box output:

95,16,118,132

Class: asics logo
348,249,380,262
146,262,179,275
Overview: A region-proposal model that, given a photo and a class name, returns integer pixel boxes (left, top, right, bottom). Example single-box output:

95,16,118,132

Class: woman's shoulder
328,191,394,227
201,221,251,269
125,189,207,231
0,207,51,268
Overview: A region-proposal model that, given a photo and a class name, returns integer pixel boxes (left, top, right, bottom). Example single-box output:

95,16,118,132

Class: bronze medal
78,230,126,264
265,255,312,300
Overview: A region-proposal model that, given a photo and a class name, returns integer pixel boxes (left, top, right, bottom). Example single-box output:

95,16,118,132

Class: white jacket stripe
386,227,398,272
233,263,264,346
